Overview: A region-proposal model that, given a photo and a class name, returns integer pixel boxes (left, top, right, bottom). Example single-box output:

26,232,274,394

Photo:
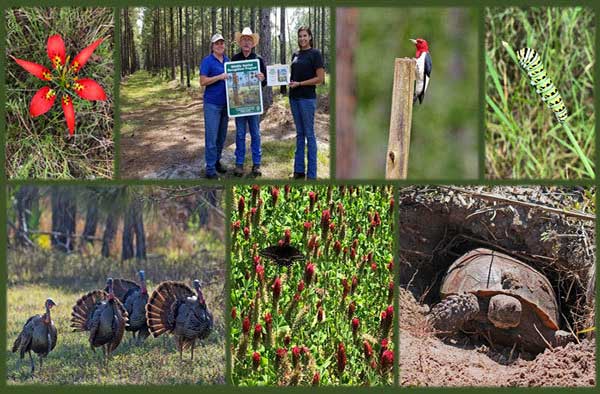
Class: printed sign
224,59,263,117
266,64,290,86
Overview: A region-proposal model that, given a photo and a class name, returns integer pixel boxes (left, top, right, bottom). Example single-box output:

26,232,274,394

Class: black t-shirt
231,51,267,87
290,48,324,99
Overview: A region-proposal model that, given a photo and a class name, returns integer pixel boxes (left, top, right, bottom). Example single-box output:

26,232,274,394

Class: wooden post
386,58,416,179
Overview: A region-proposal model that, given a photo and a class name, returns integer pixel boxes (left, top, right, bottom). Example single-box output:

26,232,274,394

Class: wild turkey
12,298,57,375
71,278,128,364
146,279,213,360
107,270,149,343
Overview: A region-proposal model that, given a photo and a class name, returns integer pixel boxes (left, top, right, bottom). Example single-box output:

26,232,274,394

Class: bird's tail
70,290,108,332
146,281,194,337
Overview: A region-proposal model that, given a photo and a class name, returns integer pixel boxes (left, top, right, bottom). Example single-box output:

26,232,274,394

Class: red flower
351,317,360,334
243,226,250,240
297,280,305,293
272,276,281,299
255,264,264,282
292,345,301,366
252,351,261,369
242,316,250,334
312,372,320,386
337,342,347,375
253,324,262,342
308,191,317,210
371,262,378,271
317,306,324,322
304,262,315,285
271,186,280,204
231,220,241,231
12,34,106,135
238,196,245,216
388,259,394,271
341,278,350,299
333,240,342,255
363,340,373,359
284,335,291,347
284,229,291,245
284,184,291,197
380,349,394,371
231,306,237,320
347,301,356,319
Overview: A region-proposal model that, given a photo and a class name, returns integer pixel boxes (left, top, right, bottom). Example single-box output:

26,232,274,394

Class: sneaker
234,164,244,177
215,161,227,174
252,165,262,177
292,172,306,180
206,173,220,180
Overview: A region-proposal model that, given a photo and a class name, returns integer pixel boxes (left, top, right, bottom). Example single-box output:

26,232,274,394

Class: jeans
203,102,228,176
234,115,261,166
290,97,317,179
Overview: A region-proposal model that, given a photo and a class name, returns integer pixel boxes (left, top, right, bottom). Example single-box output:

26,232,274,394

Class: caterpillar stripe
516,48,568,122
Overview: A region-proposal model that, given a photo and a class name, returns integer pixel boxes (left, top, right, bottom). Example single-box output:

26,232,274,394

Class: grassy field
485,7,595,179
7,283,225,385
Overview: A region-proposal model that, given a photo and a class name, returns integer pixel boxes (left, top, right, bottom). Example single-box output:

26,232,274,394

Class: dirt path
119,72,329,179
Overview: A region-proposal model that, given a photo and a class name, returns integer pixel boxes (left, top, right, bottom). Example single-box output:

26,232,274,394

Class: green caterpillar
516,48,568,122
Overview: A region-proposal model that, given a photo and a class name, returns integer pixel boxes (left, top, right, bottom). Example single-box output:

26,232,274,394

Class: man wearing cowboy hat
232,27,267,177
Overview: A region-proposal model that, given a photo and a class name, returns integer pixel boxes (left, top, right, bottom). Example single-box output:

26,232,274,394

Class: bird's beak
409,39,417,44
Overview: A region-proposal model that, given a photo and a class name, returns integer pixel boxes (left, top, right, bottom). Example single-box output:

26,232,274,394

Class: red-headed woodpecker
410,38,431,104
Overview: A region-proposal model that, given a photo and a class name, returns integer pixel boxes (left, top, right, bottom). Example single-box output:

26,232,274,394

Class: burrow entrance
398,186,595,335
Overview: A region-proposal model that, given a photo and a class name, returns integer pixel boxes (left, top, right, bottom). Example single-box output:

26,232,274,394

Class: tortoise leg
39,356,43,373
428,293,480,333
553,330,574,348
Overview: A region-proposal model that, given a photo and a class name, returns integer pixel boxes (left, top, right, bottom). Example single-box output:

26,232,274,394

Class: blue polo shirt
200,53,230,106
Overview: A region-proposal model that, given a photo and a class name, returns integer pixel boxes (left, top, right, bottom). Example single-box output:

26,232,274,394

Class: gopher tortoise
428,248,572,354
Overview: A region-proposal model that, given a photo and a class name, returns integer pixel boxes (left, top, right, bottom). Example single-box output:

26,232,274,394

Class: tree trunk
15,186,38,247
121,206,135,261
170,8,175,80
83,205,98,244
335,8,359,178
250,8,255,31
179,7,184,86
185,7,191,87
259,8,273,111
211,8,217,36
101,214,117,258
279,8,287,94
51,189,76,253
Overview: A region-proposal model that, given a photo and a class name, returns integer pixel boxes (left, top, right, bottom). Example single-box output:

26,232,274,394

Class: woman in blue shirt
200,33,230,179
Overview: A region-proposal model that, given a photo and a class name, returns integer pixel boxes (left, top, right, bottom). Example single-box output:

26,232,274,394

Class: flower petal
47,34,66,69
73,78,107,101
30,86,56,117
10,56,53,81
71,38,104,73
61,95,75,135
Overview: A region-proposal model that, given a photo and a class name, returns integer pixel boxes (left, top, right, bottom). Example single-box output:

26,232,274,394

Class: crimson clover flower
11,34,106,136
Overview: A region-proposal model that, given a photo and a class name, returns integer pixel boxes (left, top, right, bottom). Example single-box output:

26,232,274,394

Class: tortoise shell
440,248,559,330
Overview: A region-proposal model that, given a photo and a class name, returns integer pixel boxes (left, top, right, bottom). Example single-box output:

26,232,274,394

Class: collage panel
5,7,114,179
485,7,595,179
6,185,226,384
230,185,394,385
398,185,595,387
119,7,330,180
336,7,478,180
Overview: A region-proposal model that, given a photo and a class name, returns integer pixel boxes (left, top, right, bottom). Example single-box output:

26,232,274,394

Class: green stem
561,122,595,178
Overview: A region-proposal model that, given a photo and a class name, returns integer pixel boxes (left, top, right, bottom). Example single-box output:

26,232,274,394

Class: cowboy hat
235,27,260,47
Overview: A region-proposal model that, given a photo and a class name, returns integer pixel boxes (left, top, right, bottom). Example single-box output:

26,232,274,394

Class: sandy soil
120,83,329,179
399,288,595,387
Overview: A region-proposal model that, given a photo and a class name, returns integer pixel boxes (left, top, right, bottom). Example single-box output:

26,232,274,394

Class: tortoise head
487,294,522,329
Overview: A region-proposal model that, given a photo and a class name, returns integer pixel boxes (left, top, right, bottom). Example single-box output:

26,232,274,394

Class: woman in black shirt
289,26,325,180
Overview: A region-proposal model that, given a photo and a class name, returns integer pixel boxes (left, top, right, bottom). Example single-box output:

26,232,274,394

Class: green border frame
1,0,599,391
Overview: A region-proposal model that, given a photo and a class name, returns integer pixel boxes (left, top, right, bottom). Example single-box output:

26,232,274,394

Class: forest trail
119,71,329,179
